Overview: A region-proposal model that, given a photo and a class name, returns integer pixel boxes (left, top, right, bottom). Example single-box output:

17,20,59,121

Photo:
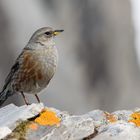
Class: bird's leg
21,92,30,105
35,94,40,103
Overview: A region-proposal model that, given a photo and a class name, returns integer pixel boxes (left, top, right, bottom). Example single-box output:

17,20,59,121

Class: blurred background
0,0,140,114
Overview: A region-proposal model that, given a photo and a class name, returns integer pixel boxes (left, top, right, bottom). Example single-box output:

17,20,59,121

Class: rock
45,116,95,140
0,104,140,140
94,122,140,140
0,127,11,139
0,103,44,128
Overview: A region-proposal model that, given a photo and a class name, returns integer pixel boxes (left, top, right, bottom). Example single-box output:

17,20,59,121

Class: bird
0,27,64,105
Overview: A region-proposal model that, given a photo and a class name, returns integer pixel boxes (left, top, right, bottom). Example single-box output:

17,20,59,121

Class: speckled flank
12,45,58,94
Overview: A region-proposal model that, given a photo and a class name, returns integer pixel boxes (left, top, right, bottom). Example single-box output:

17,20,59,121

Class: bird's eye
45,32,51,35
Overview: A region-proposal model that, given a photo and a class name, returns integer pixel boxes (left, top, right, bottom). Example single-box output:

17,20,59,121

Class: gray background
0,0,140,114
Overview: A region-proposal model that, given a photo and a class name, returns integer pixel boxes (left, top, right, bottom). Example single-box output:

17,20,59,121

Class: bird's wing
2,53,22,91
5,61,19,84
3,48,50,92
4,48,32,87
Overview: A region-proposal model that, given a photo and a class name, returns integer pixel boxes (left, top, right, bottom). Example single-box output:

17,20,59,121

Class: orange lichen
104,112,117,123
35,109,61,126
129,112,140,126
28,123,38,130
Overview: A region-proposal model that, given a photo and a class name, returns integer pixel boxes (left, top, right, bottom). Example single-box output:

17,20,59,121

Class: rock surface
0,104,140,140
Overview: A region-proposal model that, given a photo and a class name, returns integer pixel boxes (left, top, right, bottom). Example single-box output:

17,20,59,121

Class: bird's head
29,27,64,45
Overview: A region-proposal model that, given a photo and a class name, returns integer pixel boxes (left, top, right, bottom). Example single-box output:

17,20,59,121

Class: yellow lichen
34,109,61,126
104,112,117,123
129,112,140,126
28,122,38,130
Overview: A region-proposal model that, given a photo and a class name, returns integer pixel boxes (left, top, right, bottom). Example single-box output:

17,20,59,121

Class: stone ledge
0,104,140,140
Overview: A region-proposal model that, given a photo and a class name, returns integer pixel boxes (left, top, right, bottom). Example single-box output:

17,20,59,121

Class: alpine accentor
0,27,64,105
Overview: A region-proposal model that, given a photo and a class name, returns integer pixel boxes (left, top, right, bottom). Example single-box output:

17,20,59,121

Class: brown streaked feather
11,45,57,94
13,50,50,92
37,69,43,80
12,50,47,92
22,52,36,69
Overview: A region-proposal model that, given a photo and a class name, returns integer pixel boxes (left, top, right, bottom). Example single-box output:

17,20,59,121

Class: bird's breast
35,47,58,92
36,46,58,79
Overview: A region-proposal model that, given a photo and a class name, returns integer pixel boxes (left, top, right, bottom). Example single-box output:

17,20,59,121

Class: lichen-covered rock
0,104,140,140
0,103,44,128
94,122,140,140
44,116,95,140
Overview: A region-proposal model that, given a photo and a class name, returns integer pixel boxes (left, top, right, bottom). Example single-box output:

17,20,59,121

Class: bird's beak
53,30,64,36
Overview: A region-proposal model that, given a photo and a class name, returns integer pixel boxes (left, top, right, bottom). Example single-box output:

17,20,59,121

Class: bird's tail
0,89,13,106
